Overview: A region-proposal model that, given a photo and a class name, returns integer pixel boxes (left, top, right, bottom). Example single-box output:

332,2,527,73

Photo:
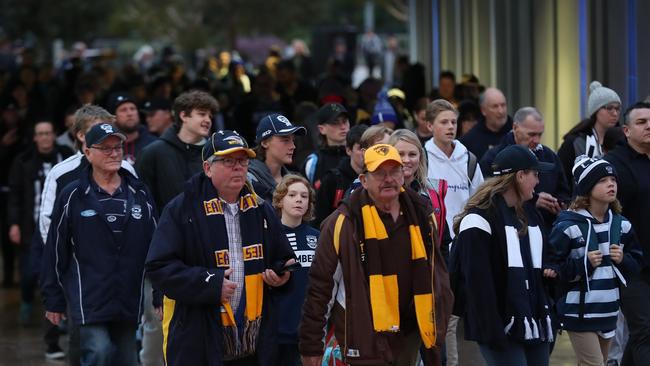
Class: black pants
621,275,650,366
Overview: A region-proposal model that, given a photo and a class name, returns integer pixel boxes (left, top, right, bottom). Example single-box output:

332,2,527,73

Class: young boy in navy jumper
548,156,643,365
272,174,319,365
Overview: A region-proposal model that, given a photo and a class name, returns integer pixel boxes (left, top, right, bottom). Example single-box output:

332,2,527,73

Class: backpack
467,150,478,186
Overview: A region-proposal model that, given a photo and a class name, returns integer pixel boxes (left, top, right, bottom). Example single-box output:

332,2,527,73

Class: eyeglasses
211,157,250,167
367,167,403,180
90,145,123,155
603,104,621,114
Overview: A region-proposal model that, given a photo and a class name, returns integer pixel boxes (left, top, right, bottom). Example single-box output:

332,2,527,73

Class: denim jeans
479,339,550,366
79,322,137,366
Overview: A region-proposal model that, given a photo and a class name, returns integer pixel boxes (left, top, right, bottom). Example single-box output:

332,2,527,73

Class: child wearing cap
548,156,643,366
271,174,319,365
452,144,556,366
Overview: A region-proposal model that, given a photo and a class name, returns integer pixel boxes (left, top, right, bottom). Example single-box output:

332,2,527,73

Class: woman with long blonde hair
452,145,556,366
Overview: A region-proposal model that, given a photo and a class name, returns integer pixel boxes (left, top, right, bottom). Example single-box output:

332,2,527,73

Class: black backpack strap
467,150,478,185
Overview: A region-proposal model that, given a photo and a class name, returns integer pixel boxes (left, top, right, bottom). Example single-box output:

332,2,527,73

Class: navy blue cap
107,92,137,114
255,113,306,144
142,97,172,113
202,130,256,162
492,145,554,176
85,123,126,147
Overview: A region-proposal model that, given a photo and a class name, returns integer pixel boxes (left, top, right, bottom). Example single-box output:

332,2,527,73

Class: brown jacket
299,188,454,365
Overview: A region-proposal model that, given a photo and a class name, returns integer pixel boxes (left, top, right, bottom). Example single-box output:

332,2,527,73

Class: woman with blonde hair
453,145,556,366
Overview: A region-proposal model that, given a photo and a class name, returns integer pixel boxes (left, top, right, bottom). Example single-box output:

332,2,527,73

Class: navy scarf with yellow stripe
349,188,437,348
197,179,265,359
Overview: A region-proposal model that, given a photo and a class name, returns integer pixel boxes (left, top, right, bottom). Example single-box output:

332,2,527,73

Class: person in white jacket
424,99,484,239
424,98,484,366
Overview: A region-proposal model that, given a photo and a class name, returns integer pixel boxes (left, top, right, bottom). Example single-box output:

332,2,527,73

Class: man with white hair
480,106,570,230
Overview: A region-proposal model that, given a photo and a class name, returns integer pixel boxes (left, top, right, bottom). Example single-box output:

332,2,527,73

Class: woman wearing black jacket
452,145,557,366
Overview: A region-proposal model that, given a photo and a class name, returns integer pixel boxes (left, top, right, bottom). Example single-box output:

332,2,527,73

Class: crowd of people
1,38,650,366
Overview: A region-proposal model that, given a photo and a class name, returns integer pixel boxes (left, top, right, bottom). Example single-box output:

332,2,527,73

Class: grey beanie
587,81,621,118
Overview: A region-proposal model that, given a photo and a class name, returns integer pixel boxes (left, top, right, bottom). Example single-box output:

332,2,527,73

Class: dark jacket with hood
145,172,295,366
247,158,290,201
459,115,513,160
123,124,157,165
480,132,571,231
302,145,349,190
136,125,204,210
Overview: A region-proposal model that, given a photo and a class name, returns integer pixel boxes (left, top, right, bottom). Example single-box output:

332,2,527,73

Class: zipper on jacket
72,251,86,324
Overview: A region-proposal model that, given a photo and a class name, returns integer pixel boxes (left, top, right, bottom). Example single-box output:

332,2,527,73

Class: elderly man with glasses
145,130,296,366
300,144,453,366
40,123,158,366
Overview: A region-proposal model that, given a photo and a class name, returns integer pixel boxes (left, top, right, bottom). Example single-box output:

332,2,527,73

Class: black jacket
459,116,513,160
7,144,73,244
136,126,204,211
313,157,358,228
302,145,348,190
247,158,290,201
605,141,650,276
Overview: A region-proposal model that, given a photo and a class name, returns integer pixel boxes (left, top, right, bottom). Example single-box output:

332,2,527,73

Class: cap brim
214,147,256,158
276,126,307,136
535,161,555,172
366,157,403,172
322,112,349,124
95,132,127,145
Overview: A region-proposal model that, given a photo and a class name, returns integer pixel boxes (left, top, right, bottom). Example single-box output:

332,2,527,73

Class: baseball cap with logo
491,144,554,176
316,103,349,125
202,130,256,162
255,113,306,144
107,92,137,114
364,144,403,172
85,123,126,147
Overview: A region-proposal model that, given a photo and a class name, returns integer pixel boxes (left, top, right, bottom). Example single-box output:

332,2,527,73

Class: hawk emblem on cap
100,124,114,133
224,135,244,145
373,145,390,156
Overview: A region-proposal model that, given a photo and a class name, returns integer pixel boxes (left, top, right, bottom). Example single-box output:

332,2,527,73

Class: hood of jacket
425,138,469,164
159,125,205,153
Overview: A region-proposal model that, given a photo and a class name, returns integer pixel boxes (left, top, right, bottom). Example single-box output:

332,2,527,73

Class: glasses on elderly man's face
90,144,123,156
211,157,250,168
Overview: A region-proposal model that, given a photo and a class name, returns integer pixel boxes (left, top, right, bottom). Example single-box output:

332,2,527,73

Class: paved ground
0,285,578,365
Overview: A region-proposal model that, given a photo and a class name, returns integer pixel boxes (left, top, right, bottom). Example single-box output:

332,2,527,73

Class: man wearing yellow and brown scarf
300,144,454,366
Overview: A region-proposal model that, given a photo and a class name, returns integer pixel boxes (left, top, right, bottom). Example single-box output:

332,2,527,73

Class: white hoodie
425,139,484,237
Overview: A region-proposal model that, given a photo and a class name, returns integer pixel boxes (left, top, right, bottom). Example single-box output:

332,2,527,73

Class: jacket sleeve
547,222,589,282
135,149,159,209
313,171,336,228
618,221,643,276
455,213,507,348
40,190,72,313
557,137,576,192
39,165,58,243
145,198,224,305
299,212,342,356
7,156,23,226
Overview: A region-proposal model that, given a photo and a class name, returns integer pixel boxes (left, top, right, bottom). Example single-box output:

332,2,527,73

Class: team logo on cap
261,130,272,138
373,145,390,156
224,135,244,146
276,115,291,126
606,166,613,174
100,124,114,133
